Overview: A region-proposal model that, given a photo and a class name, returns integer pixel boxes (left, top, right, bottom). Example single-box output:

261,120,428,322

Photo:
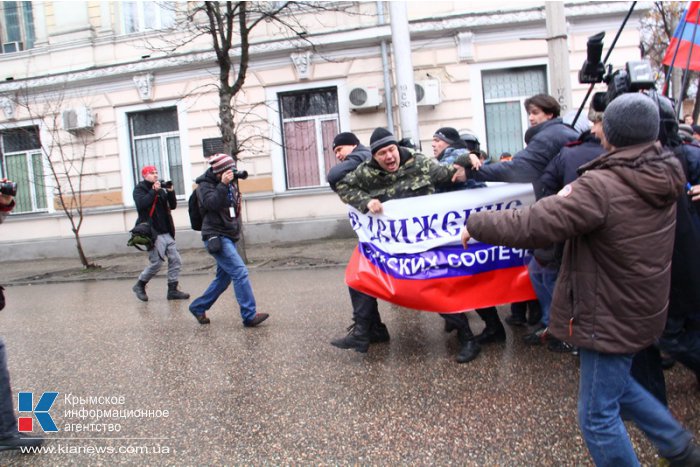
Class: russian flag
343,185,537,313
662,2,700,71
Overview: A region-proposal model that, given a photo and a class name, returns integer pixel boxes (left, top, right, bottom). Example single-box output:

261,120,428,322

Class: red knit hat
141,165,157,178
209,153,235,174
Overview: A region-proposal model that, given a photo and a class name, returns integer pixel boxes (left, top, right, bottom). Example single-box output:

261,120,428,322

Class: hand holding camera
0,178,16,207
159,180,174,191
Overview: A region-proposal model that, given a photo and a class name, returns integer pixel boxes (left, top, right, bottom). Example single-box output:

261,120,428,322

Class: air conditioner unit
348,86,382,111
415,79,441,106
2,41,22,54
62,106,94,132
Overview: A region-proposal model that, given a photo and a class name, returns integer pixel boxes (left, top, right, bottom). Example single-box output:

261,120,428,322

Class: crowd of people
327,92,700,465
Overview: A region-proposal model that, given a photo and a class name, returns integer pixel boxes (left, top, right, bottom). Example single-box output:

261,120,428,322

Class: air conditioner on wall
62,106,94,132
415,79,441,106
348,86,382,111
2,41,22,54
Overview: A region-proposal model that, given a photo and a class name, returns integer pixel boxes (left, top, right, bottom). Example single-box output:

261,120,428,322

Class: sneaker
244,313,269,328
0,434,44,452
505,315,527,327
189,309,210,324
523,327,548,346
547,338,575,353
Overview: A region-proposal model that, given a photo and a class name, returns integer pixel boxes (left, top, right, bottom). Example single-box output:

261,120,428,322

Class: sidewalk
0,237,358,286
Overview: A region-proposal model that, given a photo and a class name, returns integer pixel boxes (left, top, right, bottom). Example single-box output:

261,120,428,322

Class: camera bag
127,195,158,251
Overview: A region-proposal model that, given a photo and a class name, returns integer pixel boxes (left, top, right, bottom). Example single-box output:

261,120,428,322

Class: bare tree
15,89,101,268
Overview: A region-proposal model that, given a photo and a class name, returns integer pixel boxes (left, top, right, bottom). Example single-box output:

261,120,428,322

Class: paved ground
0,237,697,465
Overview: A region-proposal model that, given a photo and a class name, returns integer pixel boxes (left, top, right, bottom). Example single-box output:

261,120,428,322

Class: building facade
0,1,647,260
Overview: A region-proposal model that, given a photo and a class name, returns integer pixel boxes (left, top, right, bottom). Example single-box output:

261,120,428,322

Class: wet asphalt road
0,267,698,465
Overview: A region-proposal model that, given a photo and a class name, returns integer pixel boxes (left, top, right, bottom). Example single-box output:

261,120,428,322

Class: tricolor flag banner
662,2,700,71
345,183,537,313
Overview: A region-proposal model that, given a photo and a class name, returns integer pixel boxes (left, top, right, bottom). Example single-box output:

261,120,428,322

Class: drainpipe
377,1,394,132
389,2,419,144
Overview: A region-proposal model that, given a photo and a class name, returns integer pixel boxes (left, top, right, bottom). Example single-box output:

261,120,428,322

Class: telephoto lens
232,169,248,180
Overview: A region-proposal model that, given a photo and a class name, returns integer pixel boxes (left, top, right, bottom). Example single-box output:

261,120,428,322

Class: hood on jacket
579,141,685,209
524,117,564,145
195,168,218,185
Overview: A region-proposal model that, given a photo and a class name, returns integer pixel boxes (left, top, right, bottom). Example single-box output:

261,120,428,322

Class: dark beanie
603,93,659,148
332,132,360,149
370,127,398,155
433,127,460,145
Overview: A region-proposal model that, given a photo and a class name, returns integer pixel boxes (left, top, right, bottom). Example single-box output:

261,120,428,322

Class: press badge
230,207,236,218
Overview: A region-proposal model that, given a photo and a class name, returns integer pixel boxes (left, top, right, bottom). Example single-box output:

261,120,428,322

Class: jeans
527,258,558,326
0,338,18,438
189,236,256,324
138,233,182,284
578,348,691,466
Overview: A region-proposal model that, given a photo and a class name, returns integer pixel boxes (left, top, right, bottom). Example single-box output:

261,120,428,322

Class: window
482,66,547,157
0,1,34,53
128,107,184,195
0,127,46,214
279,87,339,189
122,1,176,34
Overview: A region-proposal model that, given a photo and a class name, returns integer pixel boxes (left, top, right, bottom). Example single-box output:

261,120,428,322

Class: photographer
188,154,268,327
131,166,189,302
0,179,44,451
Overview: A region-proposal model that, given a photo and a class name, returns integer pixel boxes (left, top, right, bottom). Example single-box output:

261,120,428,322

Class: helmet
458,129,480,152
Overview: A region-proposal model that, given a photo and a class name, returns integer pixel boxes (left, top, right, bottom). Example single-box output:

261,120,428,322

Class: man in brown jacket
462,93,700,466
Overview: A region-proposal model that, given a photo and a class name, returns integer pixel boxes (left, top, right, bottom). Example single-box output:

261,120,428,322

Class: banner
344,183,537,313
662,2,700,71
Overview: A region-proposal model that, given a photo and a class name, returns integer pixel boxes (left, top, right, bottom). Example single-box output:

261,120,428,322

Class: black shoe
0,434,44,452
505,315,527,326
189,308,210,324
475,326,506,344
547,338,575,353
667,442,700,466
331,322,371,353
132,280,148,302
370,322,390,343
244,313,269,327
167,282,190,300
444,321,457,333
523,326,548,346
456,339,481,363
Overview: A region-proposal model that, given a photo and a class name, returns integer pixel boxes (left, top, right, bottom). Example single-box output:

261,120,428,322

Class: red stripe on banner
662,37,700,71
345,247,536,313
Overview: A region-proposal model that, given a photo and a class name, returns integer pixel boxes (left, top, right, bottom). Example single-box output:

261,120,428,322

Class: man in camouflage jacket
331,128,481,364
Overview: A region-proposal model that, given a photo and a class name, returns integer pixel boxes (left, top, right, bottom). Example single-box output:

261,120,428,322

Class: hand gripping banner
344,183,537,313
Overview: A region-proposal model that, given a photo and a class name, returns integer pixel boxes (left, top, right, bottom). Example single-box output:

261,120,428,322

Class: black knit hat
433,127,460,145
603,93,659,147
370,127,398,155
332,132,360,150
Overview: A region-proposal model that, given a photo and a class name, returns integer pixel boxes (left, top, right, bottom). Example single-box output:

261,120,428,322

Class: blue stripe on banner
675,20,700,44
358,241,532,280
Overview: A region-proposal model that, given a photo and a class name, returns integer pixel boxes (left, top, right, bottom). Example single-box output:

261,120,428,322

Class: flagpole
677,5,700,117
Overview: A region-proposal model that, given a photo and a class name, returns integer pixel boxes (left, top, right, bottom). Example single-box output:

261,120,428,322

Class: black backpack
188,188,204,231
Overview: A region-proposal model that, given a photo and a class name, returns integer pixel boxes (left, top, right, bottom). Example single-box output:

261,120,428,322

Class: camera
159,180,174,189
232,169,248,180
0,181,17,197
578,32,656,112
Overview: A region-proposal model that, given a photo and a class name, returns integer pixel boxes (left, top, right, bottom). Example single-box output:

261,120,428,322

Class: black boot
457,329,481,364
132,280,148,302
167,282,190,300
475,307,506,344
505,301,527,326
331,321,371,353
667,442,700,466
370,321,390,343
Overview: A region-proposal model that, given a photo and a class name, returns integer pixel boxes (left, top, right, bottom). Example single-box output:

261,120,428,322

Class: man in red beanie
132,165,189,302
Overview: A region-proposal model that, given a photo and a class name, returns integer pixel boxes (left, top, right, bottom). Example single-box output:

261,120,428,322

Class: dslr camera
578,32,656,112
0,180,17,197
231,169,248,180
159,180,174,189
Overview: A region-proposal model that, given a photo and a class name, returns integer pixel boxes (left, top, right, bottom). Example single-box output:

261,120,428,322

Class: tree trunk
73,231,94,269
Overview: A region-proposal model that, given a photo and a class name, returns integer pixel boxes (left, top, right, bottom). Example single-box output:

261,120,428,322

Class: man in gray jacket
462,93,699,465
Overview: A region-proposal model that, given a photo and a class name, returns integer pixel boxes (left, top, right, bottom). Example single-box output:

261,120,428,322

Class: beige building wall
0,1,651,259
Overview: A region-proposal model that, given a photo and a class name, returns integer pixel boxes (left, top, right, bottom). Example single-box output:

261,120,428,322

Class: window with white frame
0,1,35,54
121,1,176,34
128,107,184,195
0,126,46,214
482,66,547,157
279,87,339,189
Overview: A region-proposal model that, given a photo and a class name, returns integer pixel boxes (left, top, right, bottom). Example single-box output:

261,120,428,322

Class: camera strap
148,194,158,218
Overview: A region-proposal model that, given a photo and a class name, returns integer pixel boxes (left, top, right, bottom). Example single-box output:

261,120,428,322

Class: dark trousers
0,338,18,438
630,345,667,406
349,287,381,325
440,313,474,337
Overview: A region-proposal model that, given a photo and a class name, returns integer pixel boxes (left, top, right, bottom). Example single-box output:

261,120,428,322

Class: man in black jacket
188,154,268,327
132,165,189,302
326,132,371,190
